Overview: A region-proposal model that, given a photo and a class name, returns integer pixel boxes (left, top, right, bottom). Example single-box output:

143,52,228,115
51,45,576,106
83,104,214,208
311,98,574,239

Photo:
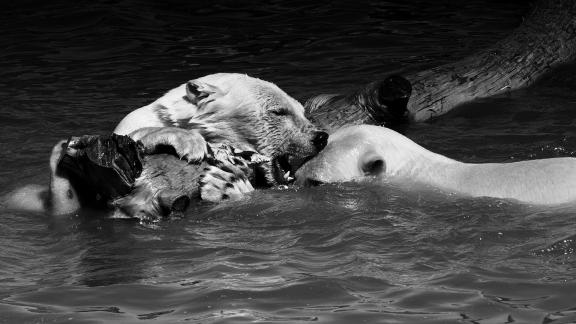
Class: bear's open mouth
272,155,295,184
272,154,315,185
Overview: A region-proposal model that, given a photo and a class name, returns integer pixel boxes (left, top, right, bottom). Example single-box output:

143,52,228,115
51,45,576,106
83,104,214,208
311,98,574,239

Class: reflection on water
2,0,576,323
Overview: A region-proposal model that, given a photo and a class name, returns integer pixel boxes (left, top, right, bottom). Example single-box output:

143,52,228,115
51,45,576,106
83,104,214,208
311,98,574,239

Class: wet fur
297,125,576,205
3,73,325,217
117,73,325,185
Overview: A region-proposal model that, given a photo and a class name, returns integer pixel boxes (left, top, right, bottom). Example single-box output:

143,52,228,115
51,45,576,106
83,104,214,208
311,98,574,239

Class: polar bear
295,125,576,205
115,73,328,183
4,73,328,218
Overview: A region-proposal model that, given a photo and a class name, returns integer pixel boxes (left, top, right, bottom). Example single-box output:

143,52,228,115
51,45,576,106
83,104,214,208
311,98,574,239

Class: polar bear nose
312,131,329,151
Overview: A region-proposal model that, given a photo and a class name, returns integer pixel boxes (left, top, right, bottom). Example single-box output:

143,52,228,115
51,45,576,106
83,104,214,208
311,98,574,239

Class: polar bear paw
130,127,208,163
199,164,254,202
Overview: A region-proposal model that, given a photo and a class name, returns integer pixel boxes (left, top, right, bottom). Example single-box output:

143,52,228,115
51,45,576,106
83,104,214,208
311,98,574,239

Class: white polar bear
295,125,576,205
3,73,328,217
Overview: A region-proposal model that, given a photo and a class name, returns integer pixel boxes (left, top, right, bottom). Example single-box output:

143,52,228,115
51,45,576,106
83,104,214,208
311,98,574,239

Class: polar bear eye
270,108,289,116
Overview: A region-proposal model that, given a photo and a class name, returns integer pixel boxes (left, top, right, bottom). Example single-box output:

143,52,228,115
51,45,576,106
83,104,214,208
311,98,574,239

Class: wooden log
306,0,576,130
408,0,576,121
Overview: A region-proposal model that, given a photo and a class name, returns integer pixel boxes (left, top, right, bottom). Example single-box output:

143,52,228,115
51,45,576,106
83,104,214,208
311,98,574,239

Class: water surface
2,1,576,323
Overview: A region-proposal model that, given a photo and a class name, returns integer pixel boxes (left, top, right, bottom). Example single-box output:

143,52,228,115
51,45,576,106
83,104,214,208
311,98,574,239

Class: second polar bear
296,125,576,205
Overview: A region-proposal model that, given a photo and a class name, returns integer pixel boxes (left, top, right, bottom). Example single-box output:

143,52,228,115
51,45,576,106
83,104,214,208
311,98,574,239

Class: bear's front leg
130,127,208,163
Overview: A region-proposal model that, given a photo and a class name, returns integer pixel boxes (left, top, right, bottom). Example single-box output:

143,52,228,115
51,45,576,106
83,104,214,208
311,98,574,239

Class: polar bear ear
361,153,386,176
185,80,220,106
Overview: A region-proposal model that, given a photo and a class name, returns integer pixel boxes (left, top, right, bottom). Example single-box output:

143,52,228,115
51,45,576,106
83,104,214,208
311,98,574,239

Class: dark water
2,1,576,323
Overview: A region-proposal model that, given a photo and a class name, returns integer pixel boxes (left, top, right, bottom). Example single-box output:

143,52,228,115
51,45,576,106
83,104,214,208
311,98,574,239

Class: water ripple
3,0,576,323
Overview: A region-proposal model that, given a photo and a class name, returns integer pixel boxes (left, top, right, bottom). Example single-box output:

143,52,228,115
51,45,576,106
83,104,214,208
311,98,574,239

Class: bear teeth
284,171,294,182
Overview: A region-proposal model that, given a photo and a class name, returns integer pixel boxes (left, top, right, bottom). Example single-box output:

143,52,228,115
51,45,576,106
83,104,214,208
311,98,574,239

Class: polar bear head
153,73,328,184
294,125,425,185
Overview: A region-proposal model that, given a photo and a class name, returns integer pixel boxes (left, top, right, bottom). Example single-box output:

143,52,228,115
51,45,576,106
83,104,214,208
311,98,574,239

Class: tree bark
408,0,576,121
306,0,576,130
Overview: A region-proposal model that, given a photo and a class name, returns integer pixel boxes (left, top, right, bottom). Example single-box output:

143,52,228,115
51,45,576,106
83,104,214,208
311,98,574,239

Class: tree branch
306,0,576,130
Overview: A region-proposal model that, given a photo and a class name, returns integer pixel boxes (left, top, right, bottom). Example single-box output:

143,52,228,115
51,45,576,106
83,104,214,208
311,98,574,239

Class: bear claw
199,165,254,202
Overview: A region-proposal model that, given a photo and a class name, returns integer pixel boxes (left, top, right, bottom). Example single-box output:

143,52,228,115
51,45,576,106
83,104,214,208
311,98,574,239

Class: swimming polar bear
115,73,327,170
295,125,576,205
4,73,328,219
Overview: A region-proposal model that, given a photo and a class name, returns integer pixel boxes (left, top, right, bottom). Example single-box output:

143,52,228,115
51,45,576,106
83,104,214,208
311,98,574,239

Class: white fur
296,125,576,205
4,73,309,215
114,73,306,136
3,140,80,215
2,184,47,213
